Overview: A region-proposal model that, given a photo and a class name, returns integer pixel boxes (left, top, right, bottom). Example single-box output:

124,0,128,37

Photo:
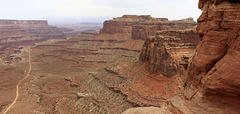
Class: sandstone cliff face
139,36,178,76
132,24,159,40
186,0,240,101
100,15,197,40
124,0,240,113
96,15,197,55
99,20,134,34
139,29,199,76
93,15,199,108
161,1,240,113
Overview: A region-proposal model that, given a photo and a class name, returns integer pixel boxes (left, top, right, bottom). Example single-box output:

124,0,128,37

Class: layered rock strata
139,29,199,76
123,0,240,113
95,15,198,57
58,27,81,38
185,0,240,108
0,19,66,63
93,15,200,108
100,15,197,40
0,20,66,39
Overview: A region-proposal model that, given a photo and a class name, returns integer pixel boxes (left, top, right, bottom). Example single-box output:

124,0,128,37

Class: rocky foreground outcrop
188,0,240,97
123,0,240,113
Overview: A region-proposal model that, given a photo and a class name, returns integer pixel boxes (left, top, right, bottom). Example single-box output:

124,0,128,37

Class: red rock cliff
96,16,199,108
159,1,240,113
99,15,155,34
99,20,134,34
100,15,197,40
139,29,199,76
124,0,240,113
186,0,240,102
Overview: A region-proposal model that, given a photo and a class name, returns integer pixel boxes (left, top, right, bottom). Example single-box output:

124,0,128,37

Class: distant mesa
100,15,196,40
0,19,66,62
98,15,198,76
0,19,48,25
121,15,153,20
115,15,168,21
0,19,66,40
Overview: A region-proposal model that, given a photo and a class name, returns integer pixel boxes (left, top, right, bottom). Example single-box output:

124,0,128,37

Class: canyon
124,0,240,113
0,19,68,65
0,15,198,113
0,0,240,113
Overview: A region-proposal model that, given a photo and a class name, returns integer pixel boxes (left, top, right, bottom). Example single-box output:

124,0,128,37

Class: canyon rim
0,0,240,114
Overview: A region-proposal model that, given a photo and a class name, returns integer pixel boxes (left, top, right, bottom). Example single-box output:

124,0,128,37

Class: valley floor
0,34,143,113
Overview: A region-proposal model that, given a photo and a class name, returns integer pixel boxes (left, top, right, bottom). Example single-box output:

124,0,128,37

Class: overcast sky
0,0,202,22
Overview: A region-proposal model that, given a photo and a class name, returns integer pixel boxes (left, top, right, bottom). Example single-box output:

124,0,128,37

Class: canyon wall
99,15,197,40
94,15,200,108
123,0,240,113
186,0,240,104
99,15,157,34
99,20,134,34
139,29,199,76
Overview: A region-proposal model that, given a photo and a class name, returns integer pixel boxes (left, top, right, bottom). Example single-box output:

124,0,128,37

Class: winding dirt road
3,48,32,114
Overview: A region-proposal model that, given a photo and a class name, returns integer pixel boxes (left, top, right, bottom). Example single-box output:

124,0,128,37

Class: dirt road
3,48,32,114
